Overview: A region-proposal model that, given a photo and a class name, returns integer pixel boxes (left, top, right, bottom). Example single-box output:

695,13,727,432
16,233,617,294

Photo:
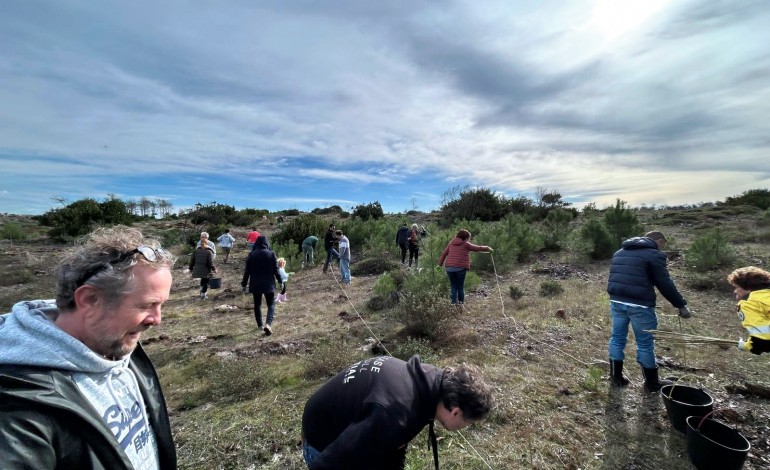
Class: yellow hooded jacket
737,288,770,353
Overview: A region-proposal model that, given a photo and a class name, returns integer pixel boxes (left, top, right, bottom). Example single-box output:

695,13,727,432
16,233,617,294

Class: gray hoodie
0,300,161,470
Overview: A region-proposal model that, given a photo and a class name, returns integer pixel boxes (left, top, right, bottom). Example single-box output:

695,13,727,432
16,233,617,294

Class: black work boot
641,366,672,393
610,360,630,388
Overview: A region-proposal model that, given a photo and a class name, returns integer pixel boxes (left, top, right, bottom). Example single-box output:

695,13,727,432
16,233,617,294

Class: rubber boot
610,360,630,388
641,366,672,393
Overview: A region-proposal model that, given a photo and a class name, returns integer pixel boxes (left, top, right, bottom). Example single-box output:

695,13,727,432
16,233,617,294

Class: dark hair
644,231,667,242
329,223,336,229
440,364,494,421
456,229,471,241
727,266,770,291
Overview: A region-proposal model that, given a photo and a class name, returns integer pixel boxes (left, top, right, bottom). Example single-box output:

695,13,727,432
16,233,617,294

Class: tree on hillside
724,188,770,210
438,187,507,225
603,199,642,248
352,202,384,220
37,197,133,240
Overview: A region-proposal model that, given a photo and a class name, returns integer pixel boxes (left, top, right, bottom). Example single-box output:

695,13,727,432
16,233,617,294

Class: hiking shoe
263,324,272,336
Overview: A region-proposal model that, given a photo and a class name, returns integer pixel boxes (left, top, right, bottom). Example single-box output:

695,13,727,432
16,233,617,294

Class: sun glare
588,0,671,41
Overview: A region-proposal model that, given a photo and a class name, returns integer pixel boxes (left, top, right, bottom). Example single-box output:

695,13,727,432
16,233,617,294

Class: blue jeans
323,248,340,272
608,302,658,368
446,268,467,304
302,440,320,466
340,258,350,284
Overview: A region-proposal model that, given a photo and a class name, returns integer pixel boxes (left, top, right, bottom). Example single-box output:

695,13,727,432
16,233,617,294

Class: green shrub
271,214,328,252
580,218,616,260
0,223,26,242
392,270,460,341
352,201,384,220
372,270,405,296
539,280,564,297
351,257,400,276
686,229,735,271
391,337,439,364
541,207,574,251
603,199,642,248
509,285,525,300
724,189,770,210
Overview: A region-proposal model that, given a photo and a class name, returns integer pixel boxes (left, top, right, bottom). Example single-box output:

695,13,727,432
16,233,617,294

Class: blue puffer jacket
607,237,686,308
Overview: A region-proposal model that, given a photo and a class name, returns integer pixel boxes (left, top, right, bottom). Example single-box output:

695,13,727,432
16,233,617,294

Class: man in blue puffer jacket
607,231,692,392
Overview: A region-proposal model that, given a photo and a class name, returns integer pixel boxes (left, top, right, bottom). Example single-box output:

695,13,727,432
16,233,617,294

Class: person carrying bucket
726,266,770,354
607,231,692,392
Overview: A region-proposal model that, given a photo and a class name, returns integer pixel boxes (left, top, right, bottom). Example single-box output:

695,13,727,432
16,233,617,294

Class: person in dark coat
322,223,339,274
607,231,692,392
241,235,282,336
189,232,217,300
301,355,494,470
395,223,409,265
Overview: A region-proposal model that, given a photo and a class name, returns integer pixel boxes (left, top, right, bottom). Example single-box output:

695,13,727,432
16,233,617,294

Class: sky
1,0,769,215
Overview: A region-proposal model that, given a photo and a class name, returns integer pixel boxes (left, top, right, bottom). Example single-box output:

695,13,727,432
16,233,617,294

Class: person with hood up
607,231,692,392
0,226,177,470
726,266,770,354
241,235,282,336
301,355,494,470
437,229,493,305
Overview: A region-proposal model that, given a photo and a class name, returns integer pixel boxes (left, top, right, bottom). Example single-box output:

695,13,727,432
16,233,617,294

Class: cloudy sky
1,0,768,215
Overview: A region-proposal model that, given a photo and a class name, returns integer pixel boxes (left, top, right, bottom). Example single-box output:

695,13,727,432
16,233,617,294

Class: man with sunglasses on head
0,227,177,470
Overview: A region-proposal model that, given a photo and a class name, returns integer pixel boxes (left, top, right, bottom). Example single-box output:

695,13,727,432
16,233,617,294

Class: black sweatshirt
302,355,443,470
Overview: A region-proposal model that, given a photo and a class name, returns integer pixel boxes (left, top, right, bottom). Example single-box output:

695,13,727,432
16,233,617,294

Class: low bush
686,229,735,271
539,280,564,297
303,339,364,380
390,337,439,364
0,223,27,242
351,257,400,276
509,285,525,300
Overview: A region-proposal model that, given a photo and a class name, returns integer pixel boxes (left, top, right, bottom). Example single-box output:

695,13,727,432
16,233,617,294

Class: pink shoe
277,293,287,303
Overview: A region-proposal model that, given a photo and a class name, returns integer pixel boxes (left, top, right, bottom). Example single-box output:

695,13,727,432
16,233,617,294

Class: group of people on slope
396,223,494,305
2,223,768,469
188,229,289,336
607,230,770,393
0,225,495,470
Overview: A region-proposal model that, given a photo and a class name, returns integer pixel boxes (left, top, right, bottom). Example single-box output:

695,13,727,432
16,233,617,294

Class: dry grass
3,212,770,469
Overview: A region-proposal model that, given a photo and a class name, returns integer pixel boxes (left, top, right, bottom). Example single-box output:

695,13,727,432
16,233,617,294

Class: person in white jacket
217,229,236,263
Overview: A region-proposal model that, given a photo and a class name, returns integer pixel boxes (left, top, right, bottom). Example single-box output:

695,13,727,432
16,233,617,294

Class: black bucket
660,384,713,434
686,416,750,470
209,277,222,289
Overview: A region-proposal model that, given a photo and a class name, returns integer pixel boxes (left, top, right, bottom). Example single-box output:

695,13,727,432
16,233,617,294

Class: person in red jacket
437,229,493,305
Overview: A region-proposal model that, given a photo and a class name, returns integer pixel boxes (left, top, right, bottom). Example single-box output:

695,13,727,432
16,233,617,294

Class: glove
241,286,248,294
678,306,692,319
738,338,749,351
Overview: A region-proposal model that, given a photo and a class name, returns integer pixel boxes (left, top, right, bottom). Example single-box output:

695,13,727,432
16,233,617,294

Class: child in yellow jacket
727,266,770,354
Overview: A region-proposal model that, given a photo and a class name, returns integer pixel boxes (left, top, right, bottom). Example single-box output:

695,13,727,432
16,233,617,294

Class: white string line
490,253,591,367
327,260,393,357
327,261,494,470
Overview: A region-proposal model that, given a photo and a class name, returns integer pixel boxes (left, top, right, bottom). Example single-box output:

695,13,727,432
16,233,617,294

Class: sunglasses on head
77,245,165,287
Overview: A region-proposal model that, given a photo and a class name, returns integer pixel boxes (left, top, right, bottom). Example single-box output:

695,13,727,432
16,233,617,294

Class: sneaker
199,291,205,300
263,324,272,336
